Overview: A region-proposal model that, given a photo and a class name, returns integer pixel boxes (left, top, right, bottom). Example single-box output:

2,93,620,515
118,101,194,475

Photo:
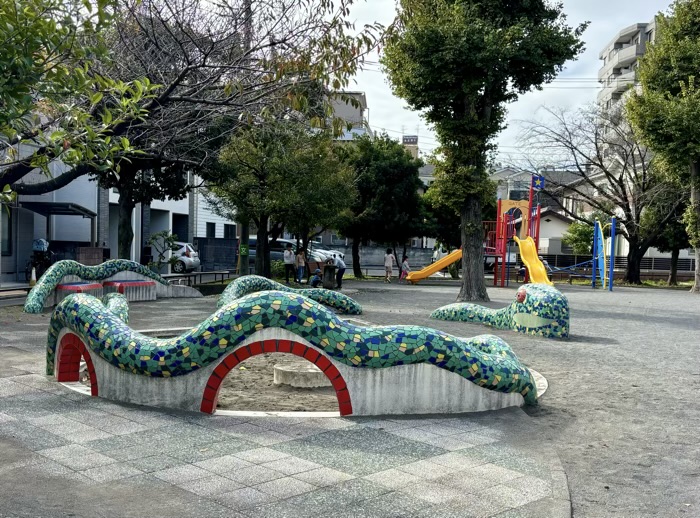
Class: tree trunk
624,240,645,285
668,248,680,286
117,191,136,260
457,195,488,302
352,238,363,278
690,161,700,293
255,216,269,278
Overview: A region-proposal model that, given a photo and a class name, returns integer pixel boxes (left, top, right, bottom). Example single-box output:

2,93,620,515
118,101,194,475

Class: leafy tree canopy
627,0,700,291
381,0,586,300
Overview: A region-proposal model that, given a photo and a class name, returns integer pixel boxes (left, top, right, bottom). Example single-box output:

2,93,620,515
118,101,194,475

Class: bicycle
24,250,55,282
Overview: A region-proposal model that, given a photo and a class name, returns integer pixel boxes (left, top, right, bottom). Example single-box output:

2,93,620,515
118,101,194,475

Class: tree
336,135,424,278
381,0,586,301
422,190,462,252
1,0,156,195
562,221,594,257
627,0,700,292
521,105,682,284
6,0,381,257
641,179,690,285
280,138,356,255
147,230,179,272
206,122,353,277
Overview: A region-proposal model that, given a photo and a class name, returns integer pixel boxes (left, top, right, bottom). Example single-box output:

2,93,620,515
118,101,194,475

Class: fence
193,237,238,272
539,254,696,272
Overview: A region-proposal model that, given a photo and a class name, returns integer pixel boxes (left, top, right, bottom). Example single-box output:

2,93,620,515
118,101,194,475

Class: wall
538,217,571,240
192,190,237,238
52,173,96,242
1,207,35,283
329,245,437,269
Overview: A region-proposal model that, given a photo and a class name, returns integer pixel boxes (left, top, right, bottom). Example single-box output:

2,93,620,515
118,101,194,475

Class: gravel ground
346,281,700,518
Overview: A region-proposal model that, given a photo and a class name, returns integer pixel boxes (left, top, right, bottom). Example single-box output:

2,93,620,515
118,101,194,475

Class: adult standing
384,248,397,283
295,248,306,283
333,254,346,289
283,243,295,284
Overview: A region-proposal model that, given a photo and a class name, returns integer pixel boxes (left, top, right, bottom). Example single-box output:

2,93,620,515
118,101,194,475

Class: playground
407,177,618,290
1,276,699,516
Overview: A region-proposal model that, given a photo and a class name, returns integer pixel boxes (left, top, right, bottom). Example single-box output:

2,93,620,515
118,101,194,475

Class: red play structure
483,179,543,287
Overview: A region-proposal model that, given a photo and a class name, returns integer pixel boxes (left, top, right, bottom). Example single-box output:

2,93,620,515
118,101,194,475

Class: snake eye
516,290,526,303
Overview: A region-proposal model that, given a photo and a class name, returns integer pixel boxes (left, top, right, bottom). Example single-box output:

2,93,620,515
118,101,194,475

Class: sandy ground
215,353,339,411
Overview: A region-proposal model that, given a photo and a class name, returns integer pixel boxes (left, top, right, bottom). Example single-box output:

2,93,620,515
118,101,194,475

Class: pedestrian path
0,348,570,518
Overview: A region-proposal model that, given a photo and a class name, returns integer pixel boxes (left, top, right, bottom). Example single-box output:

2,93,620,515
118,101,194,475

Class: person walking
333,254,346,289
295,248,306,283
384,248,397,283
283,243,295,284
399,255,411,283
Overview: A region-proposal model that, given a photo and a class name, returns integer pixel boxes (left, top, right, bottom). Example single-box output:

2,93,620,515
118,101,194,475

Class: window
206,222,216,238
224,224,236,239
1,210,10,256
331,233,346,245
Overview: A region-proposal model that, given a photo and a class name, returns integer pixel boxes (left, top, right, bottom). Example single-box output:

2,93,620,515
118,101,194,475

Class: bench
55,282,104,306
103,280,157,302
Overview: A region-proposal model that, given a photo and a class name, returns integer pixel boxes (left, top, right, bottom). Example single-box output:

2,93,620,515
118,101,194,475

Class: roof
331,91,368,111
20,202,96,218
512,207,574,225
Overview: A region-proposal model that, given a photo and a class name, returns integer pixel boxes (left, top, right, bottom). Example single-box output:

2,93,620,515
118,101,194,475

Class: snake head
511,284,569,338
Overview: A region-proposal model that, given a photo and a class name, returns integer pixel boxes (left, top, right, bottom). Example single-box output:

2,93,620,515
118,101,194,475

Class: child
310,268,323,288
399,255,411,283
384,248,397,283
295,249,306,283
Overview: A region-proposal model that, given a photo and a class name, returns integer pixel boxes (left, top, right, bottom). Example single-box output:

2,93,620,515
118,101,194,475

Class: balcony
598,44,643,81
598,70,637,102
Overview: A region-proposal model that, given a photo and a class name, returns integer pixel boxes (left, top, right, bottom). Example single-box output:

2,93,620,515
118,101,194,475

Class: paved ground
0,280,699,516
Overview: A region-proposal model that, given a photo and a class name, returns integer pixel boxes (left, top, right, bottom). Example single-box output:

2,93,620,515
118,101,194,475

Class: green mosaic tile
46,278,537,404
431,284,569,339
25,259,169,313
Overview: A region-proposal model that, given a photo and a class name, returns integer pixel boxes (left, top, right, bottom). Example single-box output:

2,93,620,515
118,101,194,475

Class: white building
598,20,656,108
3,167,237,283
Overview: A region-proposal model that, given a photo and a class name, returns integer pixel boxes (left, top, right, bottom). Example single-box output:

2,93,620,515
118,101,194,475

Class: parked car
310,242,345,261
171,242,200,273
246,238,326,265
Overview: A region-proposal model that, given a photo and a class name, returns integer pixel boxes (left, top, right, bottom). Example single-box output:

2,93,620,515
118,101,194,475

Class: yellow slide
406,249,462,284
514,236,553,286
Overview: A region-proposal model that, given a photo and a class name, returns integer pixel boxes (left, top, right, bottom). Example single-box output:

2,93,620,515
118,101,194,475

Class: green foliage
562,221,594,256
270,260,285,279
0,0,157,178
562,210,613,256
381,0,586,299
336,134,425,247
422,187,461,250
147,230,179,271
381,0,586,163
627,1,700,251
207,121,355,276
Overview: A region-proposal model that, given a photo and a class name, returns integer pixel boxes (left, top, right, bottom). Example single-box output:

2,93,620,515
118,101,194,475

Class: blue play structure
591,217,617,291
549,217,617,291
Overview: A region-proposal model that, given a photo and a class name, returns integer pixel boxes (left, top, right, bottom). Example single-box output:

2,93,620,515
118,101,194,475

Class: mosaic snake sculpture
431,284,569,339
219,275,362,315
47,290,537,404
24,260,169,314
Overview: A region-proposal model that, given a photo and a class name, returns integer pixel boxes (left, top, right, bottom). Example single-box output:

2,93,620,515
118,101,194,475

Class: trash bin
322,265,336,289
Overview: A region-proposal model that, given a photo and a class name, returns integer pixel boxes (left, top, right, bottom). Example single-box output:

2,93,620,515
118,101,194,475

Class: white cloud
348,0,669,162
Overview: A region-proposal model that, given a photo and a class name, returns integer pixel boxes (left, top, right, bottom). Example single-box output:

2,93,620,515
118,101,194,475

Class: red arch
201,339,352,416
56,333,99,396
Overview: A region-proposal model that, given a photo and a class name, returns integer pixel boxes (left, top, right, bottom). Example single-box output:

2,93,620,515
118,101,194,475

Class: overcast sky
348,0,670,166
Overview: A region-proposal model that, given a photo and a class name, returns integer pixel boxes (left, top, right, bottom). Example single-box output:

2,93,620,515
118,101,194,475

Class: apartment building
3,169,236,283
598,20,656,107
